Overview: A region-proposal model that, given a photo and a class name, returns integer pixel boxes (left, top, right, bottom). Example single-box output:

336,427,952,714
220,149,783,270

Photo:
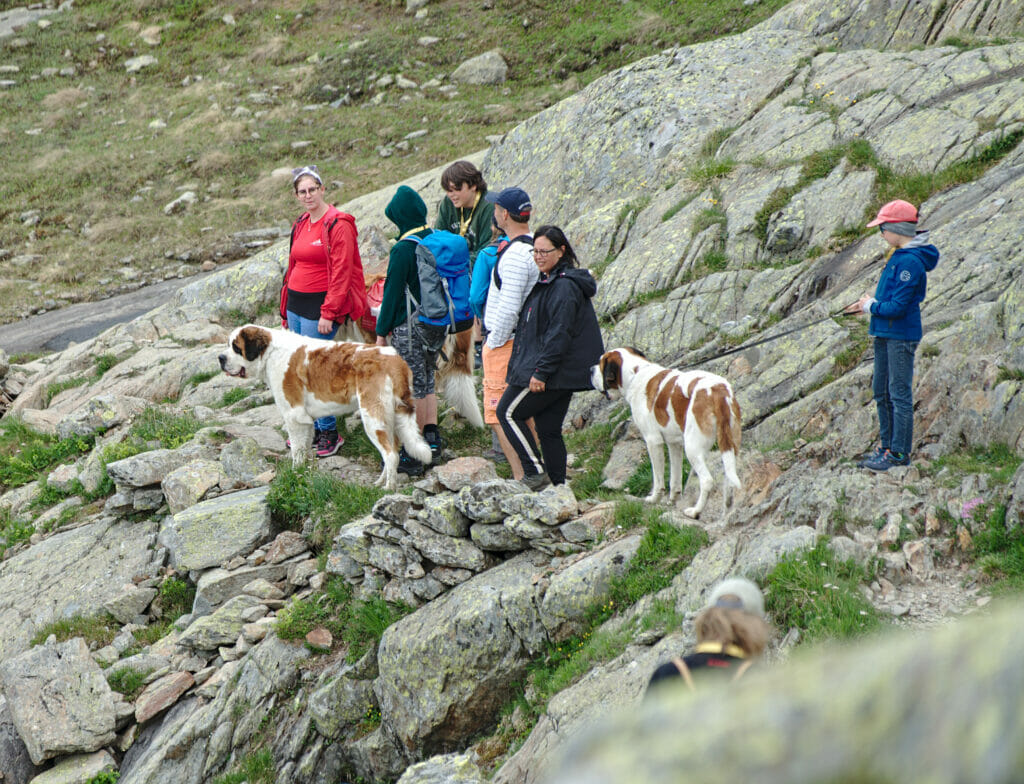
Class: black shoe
520,472,551,492
423,425,445,462
863,449,910,472
397,447,425,477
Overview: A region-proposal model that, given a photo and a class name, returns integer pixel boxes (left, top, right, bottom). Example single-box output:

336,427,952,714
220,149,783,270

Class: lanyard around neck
458,192,481,237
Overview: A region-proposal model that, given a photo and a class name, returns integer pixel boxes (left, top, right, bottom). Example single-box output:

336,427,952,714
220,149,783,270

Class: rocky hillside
2,0,1024,782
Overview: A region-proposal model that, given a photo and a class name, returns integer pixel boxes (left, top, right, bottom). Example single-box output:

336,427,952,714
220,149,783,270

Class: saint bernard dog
592,347,742,519
219,325,431,490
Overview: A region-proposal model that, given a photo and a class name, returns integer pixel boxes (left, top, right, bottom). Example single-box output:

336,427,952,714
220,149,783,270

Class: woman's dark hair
440,161,487,194
533,225,578,268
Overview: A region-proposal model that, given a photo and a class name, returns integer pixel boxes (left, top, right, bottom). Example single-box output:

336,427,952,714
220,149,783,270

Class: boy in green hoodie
375,185,445,475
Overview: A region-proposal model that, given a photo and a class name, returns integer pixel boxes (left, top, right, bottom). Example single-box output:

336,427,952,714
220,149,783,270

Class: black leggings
496,385,574,484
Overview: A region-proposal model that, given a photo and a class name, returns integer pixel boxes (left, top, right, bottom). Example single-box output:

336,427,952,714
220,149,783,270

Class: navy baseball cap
485,187,532,220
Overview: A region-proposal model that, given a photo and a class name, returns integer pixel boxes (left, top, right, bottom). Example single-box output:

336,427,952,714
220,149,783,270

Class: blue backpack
403,230,474,333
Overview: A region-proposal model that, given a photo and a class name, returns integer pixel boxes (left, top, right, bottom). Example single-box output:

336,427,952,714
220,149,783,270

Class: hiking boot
863,449,910,472
520,472,551,492
287,429,320,450
397,447,425,477
855,445,886,468
423,425,446,462
315,429,343,458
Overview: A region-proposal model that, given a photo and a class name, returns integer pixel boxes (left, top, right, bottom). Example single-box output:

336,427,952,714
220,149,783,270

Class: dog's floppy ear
603,353,622,390
240,326,270,362
626,346,646,359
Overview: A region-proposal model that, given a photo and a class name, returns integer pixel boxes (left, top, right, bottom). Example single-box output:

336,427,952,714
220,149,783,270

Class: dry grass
41,87,90,110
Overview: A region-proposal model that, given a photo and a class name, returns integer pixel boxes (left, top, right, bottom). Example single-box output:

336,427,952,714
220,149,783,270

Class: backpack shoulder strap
670,656,696,691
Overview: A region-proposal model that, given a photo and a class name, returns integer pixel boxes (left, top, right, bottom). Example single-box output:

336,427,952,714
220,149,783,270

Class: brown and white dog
219,325,431,490
337,318,483,429
591,347,742,519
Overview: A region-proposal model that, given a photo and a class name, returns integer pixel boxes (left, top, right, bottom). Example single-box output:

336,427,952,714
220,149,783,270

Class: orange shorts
482,340,513,425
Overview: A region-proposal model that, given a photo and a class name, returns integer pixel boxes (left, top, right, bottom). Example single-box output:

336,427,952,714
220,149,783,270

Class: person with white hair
646,577,772,694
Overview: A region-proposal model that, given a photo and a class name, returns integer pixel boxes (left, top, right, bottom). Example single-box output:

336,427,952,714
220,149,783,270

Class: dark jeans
496,385,574,484
872,337,917,456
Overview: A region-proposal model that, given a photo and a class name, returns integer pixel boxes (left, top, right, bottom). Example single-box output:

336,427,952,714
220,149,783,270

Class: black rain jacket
506,262,605,390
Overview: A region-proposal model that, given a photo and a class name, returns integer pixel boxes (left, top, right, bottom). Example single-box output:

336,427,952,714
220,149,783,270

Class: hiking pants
497,385,574,485
872,337,917,456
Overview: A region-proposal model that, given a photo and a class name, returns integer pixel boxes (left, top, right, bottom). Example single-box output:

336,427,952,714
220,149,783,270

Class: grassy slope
0,0,789,324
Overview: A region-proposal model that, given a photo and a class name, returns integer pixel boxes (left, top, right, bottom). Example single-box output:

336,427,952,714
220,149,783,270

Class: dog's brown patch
282,346,308,408
670,382,691,430
645,369,670,420
691,388,715,438
653,377,676,428
602,352,623,392
233,326,272,362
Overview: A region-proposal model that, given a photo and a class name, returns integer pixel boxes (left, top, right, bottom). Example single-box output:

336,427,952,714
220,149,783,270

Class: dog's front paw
682,505,700,519
644,492,663,504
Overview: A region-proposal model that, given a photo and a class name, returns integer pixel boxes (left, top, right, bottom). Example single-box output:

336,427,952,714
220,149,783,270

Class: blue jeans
286,311,338,432
872,337,917,456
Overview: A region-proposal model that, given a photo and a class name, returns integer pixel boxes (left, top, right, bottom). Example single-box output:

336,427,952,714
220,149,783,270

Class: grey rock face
375,556,548,756
455,479,526,523
158,486,272,571
397,751,486,783
310,675,376,739
218,436,270,483
0,695,41,784
548,602,1024,784
161,459,228,514
192,561,291,616
0,638,117,765
27,749,118,784
103,584,158,625
419,494,471,537
107,444,213,490
55,394,149,439
500,484,579,525
119,636,308,784
760,0,1024,49
0,518,160,662
177,595,263,650
540,535,642,642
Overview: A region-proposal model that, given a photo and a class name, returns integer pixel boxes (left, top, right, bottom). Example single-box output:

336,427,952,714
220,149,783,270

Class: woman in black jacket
496,226,604,489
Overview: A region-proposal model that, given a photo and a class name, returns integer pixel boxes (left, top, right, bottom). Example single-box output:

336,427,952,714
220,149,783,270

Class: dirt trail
0,276,194,356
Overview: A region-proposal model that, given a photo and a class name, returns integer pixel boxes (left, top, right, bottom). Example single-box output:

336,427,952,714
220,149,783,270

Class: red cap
867,199,918,227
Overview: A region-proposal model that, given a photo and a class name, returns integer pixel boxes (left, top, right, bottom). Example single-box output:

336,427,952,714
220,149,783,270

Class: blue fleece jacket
868,232,940,341
469,235,505,319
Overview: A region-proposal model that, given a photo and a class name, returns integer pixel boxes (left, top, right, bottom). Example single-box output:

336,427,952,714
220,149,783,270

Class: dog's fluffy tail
716,390,742,490
394,390,432,465
436,330,485,428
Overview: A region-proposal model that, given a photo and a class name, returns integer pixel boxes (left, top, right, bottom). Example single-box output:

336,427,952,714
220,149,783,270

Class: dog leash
670,309,857,371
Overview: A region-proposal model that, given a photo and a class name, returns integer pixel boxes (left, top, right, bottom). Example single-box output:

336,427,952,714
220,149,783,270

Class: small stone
306,626,332,650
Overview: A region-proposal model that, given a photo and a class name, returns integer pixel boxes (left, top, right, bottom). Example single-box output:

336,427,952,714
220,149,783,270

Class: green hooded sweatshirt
376,185,431,336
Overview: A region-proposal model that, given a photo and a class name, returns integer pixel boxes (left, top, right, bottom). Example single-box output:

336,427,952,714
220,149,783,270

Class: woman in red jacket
280,165,368,457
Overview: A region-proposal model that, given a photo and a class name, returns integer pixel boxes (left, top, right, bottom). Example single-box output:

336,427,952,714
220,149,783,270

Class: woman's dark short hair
441,161,487,194
534,225,578,268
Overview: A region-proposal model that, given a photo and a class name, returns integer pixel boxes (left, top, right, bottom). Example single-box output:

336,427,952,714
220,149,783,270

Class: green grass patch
996,366,1024,383
186,370,219,387
0,508,35,559
970,504,1024,593
833,320,872,374
30,612,120,649
925,443,1022,486
0,417,94,491
275,575,414,662
661,193,697,223
266,461,386,548
85,772,120,784
43,376,89,406
566,423,617,499
218,387,249,408
94,354,119,378
687,156,736,187
211,749,275,784
106,666,152,700
765,540,885,645
127,408,204,449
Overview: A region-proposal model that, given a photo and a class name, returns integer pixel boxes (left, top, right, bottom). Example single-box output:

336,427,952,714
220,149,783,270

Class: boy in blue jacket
844,200,940,472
